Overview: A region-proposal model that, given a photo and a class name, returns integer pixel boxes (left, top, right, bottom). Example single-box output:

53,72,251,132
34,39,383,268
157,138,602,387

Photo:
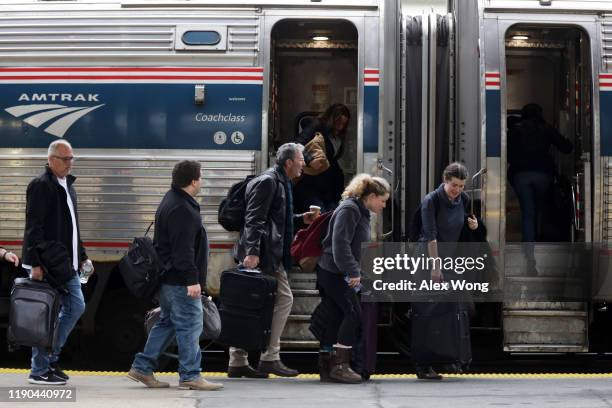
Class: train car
0,0,392,361
389,0,612,355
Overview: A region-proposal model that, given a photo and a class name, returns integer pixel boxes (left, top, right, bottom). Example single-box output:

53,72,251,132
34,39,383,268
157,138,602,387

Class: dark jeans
316,267,361,347
31,273,85,376
511,171,552,259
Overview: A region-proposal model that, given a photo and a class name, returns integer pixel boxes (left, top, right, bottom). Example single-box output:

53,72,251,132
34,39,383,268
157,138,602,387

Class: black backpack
119,223,166,299
218,175,256,232
408,192,469,242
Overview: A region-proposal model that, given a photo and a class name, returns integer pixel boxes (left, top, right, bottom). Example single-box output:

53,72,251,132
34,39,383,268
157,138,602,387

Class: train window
181,31,221,46
175,25,228,51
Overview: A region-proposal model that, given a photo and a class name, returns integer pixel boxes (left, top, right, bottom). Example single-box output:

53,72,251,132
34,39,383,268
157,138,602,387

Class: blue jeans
132,284,203,382
31,273,85,376
511,171,552,259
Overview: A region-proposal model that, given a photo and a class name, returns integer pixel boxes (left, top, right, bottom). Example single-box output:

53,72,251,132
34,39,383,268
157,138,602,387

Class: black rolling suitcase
411,302,471,371
218,267,277,351
7,278,61,351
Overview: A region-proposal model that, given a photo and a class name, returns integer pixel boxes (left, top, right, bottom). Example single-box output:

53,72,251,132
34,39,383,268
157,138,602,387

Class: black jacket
508,119,573,179
155,187,206,287
22,165,86,269
318,197,371,279
234,165,297,275
294,123,345,212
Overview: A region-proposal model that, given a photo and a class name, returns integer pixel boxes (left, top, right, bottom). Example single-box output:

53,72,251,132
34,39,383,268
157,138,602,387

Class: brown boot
329,347,362,384
318,352,334,383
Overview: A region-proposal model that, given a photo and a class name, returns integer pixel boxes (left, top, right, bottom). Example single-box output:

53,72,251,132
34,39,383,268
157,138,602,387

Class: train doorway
504,25,593,245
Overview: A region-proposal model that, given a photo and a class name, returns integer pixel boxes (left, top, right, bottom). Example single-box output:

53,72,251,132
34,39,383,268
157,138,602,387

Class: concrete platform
0,370,612,408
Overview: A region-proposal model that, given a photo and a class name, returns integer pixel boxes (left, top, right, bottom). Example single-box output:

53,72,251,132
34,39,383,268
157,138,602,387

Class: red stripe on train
0,75,263,81
0,67,264,73
0,240,234,250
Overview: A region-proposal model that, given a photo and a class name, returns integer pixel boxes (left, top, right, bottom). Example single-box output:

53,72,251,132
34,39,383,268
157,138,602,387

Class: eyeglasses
53,155,76,163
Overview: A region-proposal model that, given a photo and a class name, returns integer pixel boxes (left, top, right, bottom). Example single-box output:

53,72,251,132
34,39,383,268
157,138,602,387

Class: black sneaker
28,370,67,385
50,363,69,381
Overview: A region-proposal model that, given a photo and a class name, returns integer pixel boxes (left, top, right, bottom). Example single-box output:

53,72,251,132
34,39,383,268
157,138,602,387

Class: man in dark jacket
228,143,316,378
22,140,91,385
129,160,223,391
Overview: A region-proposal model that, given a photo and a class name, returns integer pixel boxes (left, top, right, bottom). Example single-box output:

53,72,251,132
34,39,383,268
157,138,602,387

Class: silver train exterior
0,0,387,355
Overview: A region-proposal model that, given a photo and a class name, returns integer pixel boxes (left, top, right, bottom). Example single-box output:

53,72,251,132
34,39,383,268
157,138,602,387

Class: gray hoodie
318,197,371,278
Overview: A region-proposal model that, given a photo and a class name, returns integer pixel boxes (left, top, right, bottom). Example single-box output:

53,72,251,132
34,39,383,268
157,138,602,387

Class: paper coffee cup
309,205,321,217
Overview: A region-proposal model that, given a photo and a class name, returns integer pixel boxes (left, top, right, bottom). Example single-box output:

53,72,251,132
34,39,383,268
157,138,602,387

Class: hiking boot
28,370,66,386
228,365,268,379
127,368,170,388
329,347,362,384
178,378,223,391
258,360,299,377
50,362,69,381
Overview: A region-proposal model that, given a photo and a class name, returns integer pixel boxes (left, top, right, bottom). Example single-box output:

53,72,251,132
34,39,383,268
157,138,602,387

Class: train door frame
482,12,600,251
260,8,378,175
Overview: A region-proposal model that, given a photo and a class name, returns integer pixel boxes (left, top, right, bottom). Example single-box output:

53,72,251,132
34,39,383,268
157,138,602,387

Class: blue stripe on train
600,91,612,156
363,85,379,153
486,89,501,157
0,83,263,150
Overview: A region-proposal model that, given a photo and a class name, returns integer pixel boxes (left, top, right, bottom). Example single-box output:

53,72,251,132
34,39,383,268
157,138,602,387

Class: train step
291,289,320,315
281,314,317,342
503,308,588,352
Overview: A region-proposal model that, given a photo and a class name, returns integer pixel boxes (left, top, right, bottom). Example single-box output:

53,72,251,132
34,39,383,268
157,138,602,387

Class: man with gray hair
22,139,92,385
228,142,317,378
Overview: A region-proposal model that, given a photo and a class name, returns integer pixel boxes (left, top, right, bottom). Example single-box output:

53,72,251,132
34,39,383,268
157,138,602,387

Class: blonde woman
315,174,390,384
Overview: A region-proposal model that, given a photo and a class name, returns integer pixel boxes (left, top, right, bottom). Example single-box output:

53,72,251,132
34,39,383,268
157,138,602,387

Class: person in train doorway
128,160,223,391
315,174,390,384
293,103,351,214
22,140,93,385
228,143,318,378
507,103,573,276
413,162,478,380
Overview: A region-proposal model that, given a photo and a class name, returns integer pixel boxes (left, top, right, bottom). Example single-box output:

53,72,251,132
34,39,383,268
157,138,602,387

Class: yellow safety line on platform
3,368,612,379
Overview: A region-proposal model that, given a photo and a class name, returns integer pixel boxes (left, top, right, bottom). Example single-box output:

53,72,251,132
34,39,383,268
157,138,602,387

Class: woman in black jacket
294,103,350,214
315,174,390,384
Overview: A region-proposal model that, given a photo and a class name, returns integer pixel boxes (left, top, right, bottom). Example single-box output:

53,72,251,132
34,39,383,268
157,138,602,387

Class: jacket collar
45,164,76,186
171,186,200,209
273,164,290,184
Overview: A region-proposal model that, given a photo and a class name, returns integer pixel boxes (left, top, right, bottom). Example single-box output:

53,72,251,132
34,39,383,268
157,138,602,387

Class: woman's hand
467,215,478,231
347,276,361,288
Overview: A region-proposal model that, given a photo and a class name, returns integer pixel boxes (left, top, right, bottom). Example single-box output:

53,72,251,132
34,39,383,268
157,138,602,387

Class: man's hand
31,266,44,281
303,210,317,225
243,255,259,269
3,251,19,267
187,284,201,298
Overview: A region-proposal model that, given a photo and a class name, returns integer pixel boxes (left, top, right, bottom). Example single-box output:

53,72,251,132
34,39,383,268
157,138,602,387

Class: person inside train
293,103,351,214
507,103,573,275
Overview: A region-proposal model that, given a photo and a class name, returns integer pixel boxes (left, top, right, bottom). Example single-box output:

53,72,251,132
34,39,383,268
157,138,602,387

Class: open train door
482,1,600,353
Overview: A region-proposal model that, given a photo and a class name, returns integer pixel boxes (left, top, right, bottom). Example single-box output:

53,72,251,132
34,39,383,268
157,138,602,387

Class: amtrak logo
5,98,104,138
